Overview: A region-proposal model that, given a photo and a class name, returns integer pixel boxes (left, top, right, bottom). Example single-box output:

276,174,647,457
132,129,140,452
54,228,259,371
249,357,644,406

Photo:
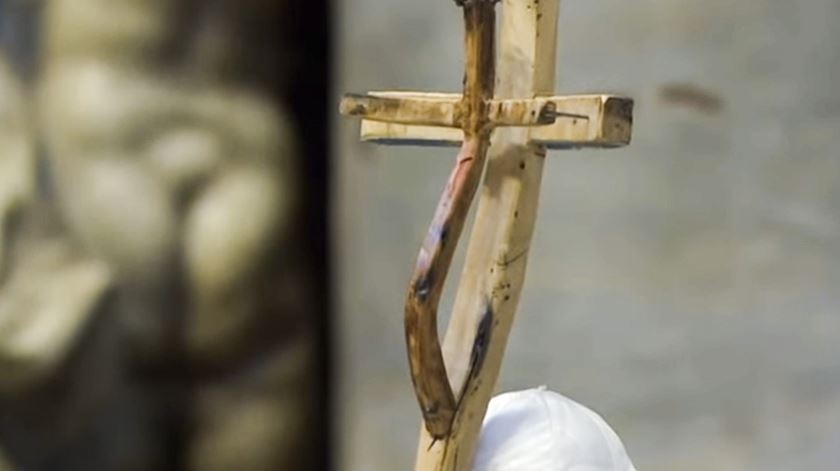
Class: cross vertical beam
415,0,564,468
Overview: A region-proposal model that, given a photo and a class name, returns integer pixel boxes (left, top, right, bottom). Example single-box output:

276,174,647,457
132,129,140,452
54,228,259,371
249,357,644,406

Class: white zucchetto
473,387,637,471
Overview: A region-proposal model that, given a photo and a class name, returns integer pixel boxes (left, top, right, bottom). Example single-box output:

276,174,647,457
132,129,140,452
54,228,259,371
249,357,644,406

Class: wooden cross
340,0,633,469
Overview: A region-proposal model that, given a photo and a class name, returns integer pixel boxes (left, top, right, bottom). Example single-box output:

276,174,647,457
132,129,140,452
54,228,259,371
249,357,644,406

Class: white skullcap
472,387,637,471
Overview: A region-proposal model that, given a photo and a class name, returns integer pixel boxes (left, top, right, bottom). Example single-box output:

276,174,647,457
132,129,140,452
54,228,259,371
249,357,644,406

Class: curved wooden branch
404,136,489,438
404,1,496,440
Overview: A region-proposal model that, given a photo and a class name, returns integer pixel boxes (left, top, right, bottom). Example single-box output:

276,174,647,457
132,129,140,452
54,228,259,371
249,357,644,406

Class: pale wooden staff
340,0,633,468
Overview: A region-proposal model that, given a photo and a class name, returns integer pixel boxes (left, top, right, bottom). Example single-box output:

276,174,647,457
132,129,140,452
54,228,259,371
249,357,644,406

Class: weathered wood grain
340,93,461,128
403,0,497,440
359,94,633,148
414,0,564,469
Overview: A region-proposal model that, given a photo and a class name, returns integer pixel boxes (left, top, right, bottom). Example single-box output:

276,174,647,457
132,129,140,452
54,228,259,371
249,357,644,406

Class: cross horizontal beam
340,92,565,129
350,92,633,149
340,93,462,128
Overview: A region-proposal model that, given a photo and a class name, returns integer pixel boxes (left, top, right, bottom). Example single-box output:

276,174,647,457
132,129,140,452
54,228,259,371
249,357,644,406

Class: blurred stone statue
0,0,319,469
0,50,131,469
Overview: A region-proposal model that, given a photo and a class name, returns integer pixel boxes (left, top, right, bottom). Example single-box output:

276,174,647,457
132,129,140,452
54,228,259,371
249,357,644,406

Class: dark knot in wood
454,0,500,7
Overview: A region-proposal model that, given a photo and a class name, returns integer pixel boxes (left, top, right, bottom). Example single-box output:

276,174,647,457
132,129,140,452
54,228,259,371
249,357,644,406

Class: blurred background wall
336,0,840,469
